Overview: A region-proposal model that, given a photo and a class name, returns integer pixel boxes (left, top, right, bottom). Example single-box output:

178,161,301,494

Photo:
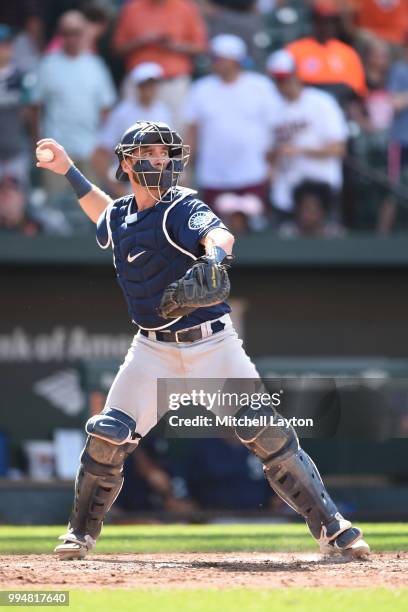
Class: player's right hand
36,138,74,175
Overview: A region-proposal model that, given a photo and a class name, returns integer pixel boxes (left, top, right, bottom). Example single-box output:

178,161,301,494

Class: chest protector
108,192,200,330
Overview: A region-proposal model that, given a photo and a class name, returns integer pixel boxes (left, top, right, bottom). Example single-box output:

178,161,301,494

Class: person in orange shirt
354,0,408,46
113,0,208,130
287,0,367,106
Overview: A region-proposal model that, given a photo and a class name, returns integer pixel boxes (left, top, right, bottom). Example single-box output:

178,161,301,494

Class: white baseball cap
130,62,164,85
266,50,296,78
209,34,247,62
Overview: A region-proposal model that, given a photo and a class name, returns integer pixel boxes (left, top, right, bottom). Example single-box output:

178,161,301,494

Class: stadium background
1,0,408,527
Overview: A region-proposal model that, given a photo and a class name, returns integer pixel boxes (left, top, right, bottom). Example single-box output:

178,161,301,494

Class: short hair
293,180,332,212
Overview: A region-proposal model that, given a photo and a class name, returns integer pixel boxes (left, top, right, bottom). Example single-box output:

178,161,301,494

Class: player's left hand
158,257,231,319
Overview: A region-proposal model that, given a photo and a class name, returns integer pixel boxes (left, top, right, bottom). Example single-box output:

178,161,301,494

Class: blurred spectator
184,434,271,511
363,37,393,132
345,37,393,233
46,2,113,55
263,0,311,53
354,0,408,47
113,0,207,130
364,37,391,94
0,177,40,236
80,2,126,87
12,16,43,73
81,1,112,53
214,192,266,233
287,0,367,106
0,25,31,190
0,0,44,33
30,10,116,194
92,62,171,195
183,34,278,224
203,1,268,69
279,180,345,237
349,37,393,134
117,436,195,514
374,32,408,234
388,33,408,184
266,49,347,219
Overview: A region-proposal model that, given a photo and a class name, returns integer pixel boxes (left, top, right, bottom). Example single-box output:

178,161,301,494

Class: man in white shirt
183,34,279,221
92,62,171,196
266,49,348,218
31,11,117,194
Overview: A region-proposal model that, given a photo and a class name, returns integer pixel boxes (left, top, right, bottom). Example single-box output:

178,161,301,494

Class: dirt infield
0,552,407,590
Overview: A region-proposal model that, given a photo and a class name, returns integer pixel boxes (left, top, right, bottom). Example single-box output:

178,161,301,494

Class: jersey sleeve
96,206,111,249
170,199,228,255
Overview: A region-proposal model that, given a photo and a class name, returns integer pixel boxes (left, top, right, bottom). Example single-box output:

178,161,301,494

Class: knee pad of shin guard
83,435,137,475
86,408,140,445
234,405,299,462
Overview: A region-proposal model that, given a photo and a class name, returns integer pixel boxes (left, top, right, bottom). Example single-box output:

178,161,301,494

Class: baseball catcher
35,121,369,561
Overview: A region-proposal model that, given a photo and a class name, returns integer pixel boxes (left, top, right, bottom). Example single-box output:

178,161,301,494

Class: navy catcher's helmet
114,121,190,194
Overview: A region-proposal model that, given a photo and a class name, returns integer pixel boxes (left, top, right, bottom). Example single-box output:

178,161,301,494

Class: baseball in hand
36,147,55,163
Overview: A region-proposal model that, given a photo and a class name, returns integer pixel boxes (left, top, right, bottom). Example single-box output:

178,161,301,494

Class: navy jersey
96,187,231,331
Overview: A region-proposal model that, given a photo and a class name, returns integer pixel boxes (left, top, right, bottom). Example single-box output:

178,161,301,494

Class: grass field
64,587,408,612
0,523,407,611
0,522,407,554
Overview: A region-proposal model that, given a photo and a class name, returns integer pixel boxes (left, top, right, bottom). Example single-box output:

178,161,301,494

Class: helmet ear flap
115,146,129,182
115,144,124,160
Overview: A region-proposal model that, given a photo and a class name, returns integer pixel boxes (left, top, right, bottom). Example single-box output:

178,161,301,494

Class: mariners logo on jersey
188,210,216,231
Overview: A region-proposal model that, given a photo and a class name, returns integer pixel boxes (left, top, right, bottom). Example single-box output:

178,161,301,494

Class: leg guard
67,436,136,540
235,407,350,542
67,408,139,540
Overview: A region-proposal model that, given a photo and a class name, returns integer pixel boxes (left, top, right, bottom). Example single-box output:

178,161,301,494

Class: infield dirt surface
0,551,406,590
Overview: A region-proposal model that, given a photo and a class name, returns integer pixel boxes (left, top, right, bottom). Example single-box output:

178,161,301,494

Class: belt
140,316,228,344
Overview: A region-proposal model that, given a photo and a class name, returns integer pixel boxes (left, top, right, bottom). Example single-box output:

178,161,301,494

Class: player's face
122,144,171,178
138,144,171,170
121,143,174,195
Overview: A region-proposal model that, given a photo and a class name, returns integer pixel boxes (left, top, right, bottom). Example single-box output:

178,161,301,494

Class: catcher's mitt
158,257,231,319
